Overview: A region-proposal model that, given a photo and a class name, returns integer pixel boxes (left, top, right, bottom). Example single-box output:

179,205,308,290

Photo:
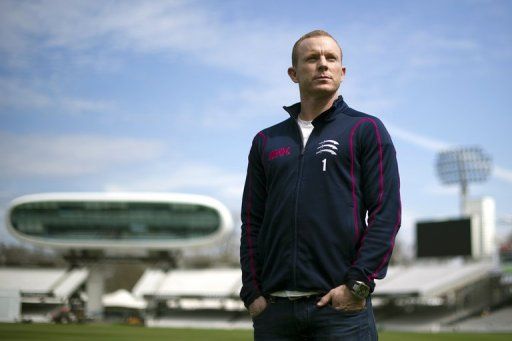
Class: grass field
1,323,512,341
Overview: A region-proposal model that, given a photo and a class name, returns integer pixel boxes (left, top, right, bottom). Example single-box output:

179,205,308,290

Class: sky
0,0,511,254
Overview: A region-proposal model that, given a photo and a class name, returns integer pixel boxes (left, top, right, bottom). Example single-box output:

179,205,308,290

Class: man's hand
316,284,365,312
248,296,268,317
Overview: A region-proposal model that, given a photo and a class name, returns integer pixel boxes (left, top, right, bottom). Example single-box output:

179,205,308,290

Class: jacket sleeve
239,132,267,308
345,118,401,291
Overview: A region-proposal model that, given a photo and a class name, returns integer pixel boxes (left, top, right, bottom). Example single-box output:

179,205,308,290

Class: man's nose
317,56,328,70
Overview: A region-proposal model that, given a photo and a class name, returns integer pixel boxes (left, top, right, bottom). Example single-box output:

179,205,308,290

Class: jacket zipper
293,119,310,289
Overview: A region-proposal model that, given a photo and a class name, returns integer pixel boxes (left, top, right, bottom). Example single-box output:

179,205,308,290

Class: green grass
380,332,512,341
502,263,512,274
0,323,511,340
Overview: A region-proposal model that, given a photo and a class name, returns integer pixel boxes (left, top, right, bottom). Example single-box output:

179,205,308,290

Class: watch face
352,282,370,299
357,284,369,297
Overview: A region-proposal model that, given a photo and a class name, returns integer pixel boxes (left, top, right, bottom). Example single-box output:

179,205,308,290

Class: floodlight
436,146,492,214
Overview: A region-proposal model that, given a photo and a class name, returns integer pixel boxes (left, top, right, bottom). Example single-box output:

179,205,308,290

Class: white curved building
6,192,234,250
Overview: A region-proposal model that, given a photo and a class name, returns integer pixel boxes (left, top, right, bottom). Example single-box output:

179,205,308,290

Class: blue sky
0,0,511,252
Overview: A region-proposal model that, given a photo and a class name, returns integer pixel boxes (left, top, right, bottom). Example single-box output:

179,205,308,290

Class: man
240,30,401,340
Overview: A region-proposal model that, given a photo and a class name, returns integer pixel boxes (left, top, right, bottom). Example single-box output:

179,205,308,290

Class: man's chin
309,86,339,97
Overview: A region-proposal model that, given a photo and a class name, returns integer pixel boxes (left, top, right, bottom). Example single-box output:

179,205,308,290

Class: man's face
288,36,345,98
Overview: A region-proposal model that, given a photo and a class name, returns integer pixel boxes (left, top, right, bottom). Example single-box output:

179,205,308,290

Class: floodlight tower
436,146,492,215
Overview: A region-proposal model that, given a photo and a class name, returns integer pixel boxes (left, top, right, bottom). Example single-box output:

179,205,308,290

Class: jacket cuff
345,268,375,293
240,289,262,309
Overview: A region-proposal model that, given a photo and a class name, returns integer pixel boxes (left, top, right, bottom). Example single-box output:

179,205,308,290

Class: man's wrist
243,291,262,309
346,279,370,299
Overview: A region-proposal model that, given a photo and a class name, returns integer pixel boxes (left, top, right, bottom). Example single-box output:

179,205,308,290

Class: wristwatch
346,280,370,300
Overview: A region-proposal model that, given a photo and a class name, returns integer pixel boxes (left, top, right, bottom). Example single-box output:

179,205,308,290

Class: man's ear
288,67,298,83
340,66,347,83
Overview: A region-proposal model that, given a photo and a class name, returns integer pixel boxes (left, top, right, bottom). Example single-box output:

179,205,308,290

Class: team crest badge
316,139,339,156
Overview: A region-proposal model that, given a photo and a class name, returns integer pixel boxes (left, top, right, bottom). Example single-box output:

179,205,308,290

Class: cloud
0,79,51,109
385,122,512,186
0,0,496,128
386,122,452,152
423,183,459,196
0,0,495,79
0,132,165,177
0,78,114,114
1,1,510,193
0,0,299,123
405,34,480,68
0,0,297,82
103,162,245,210
396,207,420,257
184,84,297,129
494,166,512,183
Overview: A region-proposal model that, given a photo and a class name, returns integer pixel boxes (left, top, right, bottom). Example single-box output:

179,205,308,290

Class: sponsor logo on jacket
269,146,291,161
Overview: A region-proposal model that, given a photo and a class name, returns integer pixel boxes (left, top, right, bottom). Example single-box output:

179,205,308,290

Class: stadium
1,191,511,339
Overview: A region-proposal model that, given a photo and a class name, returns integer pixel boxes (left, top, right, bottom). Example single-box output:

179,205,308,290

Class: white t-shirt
297,117,314,146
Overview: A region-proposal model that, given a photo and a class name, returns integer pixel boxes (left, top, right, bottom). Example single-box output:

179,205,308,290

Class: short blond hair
291,30,342,67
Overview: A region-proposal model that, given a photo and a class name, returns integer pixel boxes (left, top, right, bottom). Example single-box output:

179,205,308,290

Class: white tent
132,268,245,311
154,268,241,298
374,260,494,297
0,267,88,303
102,289,147,310
132,269,166,298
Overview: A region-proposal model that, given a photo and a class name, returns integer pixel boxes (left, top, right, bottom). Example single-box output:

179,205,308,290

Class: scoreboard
416,217,475,258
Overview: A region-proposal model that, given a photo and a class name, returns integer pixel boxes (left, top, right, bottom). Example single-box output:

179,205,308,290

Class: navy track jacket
239,96,401,308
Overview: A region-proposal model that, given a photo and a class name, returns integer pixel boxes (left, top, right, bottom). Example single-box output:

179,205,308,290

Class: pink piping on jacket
349,117,401,281
369,186,401,281
349,118,384,242
258,131,268,164
245,133,268,293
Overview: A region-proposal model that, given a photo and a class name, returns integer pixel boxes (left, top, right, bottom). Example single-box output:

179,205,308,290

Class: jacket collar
283,95,347,125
